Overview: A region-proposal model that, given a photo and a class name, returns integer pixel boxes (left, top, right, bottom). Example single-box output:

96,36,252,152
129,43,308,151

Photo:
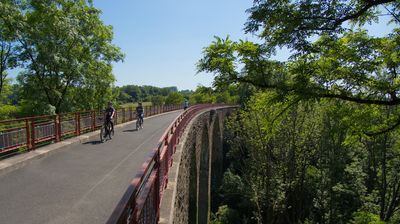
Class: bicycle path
0,110,182,224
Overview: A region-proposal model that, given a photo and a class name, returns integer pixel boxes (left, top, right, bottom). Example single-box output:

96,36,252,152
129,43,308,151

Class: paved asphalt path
0,111,182,224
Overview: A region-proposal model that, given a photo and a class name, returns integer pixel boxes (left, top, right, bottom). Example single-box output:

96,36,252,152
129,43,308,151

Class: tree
17,0,123,113
198,0,400,133
200,1,400,223
164,92,184,105
219,91,400,223
149,95,165,106
210,205,241,224
244,0,399,52
117,91,132,104
0,0,21,96
189,85,215,104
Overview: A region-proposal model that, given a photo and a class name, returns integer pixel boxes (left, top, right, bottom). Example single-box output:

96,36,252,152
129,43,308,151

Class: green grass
119,102,152,108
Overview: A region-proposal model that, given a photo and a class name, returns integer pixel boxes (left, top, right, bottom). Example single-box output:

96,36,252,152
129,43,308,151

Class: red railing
107,104,224,224
0,105,183,159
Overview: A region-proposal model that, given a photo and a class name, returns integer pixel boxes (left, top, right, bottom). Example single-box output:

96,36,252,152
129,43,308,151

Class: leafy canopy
198,0,400,133
16,0,124,113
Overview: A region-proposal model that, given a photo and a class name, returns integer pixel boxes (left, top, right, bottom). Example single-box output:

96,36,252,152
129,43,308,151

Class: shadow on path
123,129,138,132
83,140,103,145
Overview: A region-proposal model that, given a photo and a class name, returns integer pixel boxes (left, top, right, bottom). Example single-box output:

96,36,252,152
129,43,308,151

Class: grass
119,102,153,108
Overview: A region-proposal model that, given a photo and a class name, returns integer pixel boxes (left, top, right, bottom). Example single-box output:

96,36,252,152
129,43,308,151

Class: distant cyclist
184,100,189,110
136,102,144,127
105,101,115,134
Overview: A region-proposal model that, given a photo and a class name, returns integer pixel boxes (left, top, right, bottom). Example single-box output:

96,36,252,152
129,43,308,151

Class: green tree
17,0,123,113
198,0,400,133
210,205,241,224
189,85,215,104
149,95,165,106
165,92,184,105
0,0,21,96
200,1,400,223
117,90,133,104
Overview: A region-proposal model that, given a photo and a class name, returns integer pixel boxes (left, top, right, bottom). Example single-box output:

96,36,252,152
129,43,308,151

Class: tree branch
317,92,400,106
365,116,400,136
297,0,396,31
333,0,395,27
384,5,400,23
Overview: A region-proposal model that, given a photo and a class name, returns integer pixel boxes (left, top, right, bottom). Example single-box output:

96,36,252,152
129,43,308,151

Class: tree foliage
202,1,400,223
0,0,21,95
116,85,178,104
165,92,184,105
188,85,239,105
198,0,400,133
0,0,124,114
218,93,400,223
149,95,165,106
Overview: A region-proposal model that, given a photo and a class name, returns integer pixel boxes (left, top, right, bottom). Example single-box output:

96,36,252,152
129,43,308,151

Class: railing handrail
0,104,184,159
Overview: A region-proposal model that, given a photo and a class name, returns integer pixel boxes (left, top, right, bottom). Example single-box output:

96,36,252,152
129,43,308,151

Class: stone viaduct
160,106,236,224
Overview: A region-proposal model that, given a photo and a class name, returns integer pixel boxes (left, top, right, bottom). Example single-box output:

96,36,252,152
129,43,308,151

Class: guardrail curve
107,104,226,224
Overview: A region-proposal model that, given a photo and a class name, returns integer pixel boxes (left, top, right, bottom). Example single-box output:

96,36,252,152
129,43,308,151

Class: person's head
138,102,142,106
108,101,112,107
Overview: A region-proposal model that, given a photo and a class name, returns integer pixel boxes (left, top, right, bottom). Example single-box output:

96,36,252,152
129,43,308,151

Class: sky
8,1,397,90
92,0,255,90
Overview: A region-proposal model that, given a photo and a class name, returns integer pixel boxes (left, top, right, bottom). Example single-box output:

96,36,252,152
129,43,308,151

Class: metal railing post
92,111,96,131
155,147,161,223
26,119,31,150
55,115,60,142
75,113,80,136
31,118,35,150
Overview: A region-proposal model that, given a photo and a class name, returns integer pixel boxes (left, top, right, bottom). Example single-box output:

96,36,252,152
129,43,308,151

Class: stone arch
197,124,210,224
210,114,223,213
188,140,198,224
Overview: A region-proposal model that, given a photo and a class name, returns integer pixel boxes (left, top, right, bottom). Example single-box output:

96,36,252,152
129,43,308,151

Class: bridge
0,104,236,224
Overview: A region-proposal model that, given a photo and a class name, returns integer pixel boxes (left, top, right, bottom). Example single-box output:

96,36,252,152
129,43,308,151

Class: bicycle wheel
107,123,112,140
100,126,105,142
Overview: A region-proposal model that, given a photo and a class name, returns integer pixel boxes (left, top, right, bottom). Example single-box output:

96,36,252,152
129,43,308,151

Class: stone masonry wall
159,107,235,224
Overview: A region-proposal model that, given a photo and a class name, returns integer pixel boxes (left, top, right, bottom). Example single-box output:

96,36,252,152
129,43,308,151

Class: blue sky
93,1,397,90
93,0,255,90
8,1,397,90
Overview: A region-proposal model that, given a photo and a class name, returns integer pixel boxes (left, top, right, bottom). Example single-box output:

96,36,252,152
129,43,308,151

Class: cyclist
184,100,189,110
136,102,144,128
105,101,115,135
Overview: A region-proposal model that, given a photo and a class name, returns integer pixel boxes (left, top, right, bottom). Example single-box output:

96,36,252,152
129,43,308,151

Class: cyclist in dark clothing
184,100,189,110
136,102,144,127
105,102,115,134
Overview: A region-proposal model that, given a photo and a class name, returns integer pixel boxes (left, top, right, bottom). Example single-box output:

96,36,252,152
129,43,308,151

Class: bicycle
136,113,144,130
100,117,114,142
